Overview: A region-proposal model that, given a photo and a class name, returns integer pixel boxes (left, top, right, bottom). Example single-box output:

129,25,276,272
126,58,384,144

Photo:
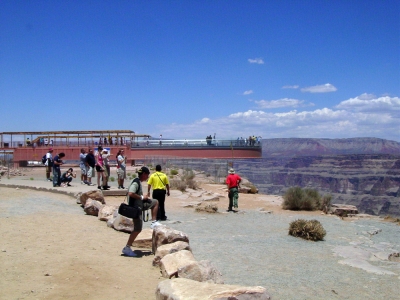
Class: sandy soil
0,167,319,300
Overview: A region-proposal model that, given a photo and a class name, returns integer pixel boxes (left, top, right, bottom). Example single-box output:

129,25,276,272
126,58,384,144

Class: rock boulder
152,226,190,253
160,250,196,278
153,241,192,266
83,200,103,216
156,278,271,299
177,260,224,284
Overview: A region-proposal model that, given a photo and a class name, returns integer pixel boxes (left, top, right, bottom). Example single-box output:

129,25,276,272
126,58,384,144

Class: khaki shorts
117,168,126,180
133,199,157,232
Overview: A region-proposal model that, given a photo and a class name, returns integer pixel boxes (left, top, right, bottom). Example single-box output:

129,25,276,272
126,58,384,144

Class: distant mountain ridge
262,137,400,157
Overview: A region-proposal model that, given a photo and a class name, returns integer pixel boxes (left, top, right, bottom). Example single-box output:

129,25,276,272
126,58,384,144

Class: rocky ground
0,167,399,299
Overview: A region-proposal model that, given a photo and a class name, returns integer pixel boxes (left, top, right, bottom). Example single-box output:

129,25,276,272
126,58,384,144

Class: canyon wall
237,154,400,216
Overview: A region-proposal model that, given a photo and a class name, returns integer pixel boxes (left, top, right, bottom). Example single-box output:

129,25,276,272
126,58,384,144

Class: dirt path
0,167,318,299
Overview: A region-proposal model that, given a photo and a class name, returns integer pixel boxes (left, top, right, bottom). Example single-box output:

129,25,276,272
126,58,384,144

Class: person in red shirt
225,168,242,212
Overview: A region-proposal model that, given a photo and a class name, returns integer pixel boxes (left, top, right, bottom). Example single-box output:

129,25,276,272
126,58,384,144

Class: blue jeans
53,167,61,187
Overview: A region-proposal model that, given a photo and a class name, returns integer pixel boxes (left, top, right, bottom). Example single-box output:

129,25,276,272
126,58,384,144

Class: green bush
288,219,326,241
283,187,329,211
109,176,115,182
320,194,332,213
282,186,305,210
182,169,195,180
170,169,179,176
127,172,131,177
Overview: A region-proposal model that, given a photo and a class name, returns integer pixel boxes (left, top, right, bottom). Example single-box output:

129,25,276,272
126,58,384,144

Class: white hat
228,168,235,174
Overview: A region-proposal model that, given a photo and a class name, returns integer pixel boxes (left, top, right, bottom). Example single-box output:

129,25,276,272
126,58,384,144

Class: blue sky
1,0,399,141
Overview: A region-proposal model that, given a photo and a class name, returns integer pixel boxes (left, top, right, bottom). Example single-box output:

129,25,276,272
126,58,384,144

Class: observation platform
0,130,262,167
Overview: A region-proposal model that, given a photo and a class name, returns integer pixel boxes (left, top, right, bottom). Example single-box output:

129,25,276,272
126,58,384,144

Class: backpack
41,154,47,164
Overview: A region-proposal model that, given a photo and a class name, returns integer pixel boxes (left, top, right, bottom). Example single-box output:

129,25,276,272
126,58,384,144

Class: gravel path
166,209,400,300
1,180,399,299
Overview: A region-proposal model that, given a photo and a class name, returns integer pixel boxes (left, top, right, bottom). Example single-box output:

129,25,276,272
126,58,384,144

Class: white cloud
200,118,210,123
242,90,253,95
301,83,337,93
248,58,264,64
358,93,376,100
253,98,309,109
335,95,400,113
156,94,400,142
282,85,299,89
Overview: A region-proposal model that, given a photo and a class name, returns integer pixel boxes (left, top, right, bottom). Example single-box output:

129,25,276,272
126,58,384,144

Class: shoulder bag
118,178,148,221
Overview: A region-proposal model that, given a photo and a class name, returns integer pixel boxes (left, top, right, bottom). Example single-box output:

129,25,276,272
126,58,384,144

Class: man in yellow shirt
147,165,170,221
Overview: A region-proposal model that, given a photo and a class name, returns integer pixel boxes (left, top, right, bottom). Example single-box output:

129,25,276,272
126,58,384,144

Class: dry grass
288,219,326,241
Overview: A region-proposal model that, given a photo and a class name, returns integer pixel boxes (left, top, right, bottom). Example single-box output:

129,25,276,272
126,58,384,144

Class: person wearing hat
45,148,53,182
226,168,242,212
122,166,161,257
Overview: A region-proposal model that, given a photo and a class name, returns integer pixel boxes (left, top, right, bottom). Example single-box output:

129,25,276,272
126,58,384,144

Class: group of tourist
26,137,53,147
79,147,128,190
44,146,126,190
44,148,70,187
99,136,126,146
236,135,261,146
42,147,242,258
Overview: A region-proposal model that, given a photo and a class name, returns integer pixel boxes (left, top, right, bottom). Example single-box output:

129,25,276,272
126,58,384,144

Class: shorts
117,168,126,180
80,165,87,175
95,165,104,172
87,166,94,178
133,198,157,232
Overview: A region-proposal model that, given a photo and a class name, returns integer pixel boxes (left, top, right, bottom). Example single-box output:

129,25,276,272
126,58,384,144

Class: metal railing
144,156,233,184
132,139,262,148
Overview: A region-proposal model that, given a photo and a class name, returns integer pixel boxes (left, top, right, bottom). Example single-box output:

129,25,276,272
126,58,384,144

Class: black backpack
41,154,47,164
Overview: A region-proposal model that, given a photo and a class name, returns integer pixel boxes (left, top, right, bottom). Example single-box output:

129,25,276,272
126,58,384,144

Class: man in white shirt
45,148,53,181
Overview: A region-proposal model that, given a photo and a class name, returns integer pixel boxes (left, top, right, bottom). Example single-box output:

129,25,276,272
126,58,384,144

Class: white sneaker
150,221,161,229
122,246,137,257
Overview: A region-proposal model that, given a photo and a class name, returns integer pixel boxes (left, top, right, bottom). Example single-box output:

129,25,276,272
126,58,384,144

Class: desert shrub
186,179,198,190
195,204,218,213
182,169,195,180
109,176,115,182
384,215,400,226
320,194,332,213
170,179,187,192
283,187,324,211
30,177,34,180
288,219,326,241
127,172,131,177
282,186,304,210
170,169,179,176
302,188,321,210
